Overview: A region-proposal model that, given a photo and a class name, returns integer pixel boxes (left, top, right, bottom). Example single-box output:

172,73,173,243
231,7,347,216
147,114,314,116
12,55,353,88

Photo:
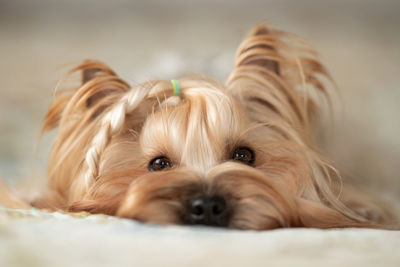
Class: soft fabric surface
1,207,399,267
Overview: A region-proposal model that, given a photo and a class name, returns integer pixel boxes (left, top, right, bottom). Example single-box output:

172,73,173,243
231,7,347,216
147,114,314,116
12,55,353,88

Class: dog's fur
1,24,396,230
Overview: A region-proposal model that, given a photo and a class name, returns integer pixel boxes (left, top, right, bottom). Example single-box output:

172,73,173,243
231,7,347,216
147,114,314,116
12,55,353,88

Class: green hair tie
171,79,180,96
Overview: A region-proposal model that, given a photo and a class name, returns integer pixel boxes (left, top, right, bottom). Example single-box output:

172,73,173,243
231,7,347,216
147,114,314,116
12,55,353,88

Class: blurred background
0,0,399,204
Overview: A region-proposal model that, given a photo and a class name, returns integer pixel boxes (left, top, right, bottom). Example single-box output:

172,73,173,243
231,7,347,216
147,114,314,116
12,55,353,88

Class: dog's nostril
191,199,205,217
212,201,224,215
188,196,229,227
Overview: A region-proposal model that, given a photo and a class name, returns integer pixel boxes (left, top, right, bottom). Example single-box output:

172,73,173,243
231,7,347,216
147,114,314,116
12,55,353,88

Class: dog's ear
226,24,331,142
42,60,129,133
226,24,302,128
82,65,105,84
232,24,280,75
80,61,123,108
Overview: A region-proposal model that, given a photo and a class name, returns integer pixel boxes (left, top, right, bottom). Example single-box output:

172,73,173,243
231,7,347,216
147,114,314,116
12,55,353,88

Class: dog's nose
188,196,229,227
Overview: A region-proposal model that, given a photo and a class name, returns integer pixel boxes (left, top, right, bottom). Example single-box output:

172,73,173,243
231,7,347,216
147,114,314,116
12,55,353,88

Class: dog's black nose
188,196,229,227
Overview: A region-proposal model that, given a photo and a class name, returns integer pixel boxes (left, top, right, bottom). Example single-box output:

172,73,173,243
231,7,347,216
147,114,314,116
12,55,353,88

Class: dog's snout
187,196,229,227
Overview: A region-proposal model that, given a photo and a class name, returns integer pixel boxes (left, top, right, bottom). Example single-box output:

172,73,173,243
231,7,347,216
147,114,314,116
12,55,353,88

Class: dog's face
100,81,309,229
39,24,372,230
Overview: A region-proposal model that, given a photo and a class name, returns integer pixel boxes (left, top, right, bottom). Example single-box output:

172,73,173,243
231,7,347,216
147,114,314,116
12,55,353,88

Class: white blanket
0,206,399,267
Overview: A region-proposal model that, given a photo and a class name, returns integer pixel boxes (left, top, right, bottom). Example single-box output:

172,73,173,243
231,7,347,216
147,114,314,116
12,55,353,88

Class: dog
1,24,396,230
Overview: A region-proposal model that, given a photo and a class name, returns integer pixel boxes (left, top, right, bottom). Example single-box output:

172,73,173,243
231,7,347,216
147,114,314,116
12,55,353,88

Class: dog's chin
114,163,308,230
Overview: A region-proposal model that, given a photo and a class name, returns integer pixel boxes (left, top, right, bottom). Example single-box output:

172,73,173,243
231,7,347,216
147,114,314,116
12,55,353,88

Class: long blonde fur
2,23,395,230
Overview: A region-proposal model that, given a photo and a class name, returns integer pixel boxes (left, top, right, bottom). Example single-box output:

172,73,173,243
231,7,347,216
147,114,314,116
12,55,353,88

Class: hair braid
84,86,150,188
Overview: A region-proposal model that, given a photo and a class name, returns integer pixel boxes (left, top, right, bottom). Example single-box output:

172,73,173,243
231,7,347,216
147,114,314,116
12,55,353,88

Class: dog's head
40,24,366,230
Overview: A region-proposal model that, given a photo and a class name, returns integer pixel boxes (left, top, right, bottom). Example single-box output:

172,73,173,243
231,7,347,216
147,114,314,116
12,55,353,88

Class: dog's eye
148,157,173,172
231,147,255,165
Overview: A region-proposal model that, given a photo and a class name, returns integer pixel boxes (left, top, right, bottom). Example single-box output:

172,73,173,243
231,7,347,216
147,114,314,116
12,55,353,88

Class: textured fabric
0,206,399,267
